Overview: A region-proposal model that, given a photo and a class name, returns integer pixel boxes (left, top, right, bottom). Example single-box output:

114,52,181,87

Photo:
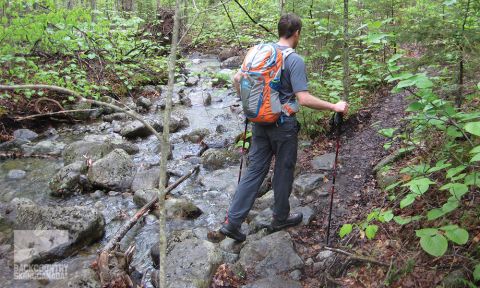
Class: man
220,13,348,242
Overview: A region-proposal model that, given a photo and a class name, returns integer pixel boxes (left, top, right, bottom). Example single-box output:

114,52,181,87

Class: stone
290,269,302,281
253,190,300,211
152,238,223,287
109,139,139,155
49,161,88,197
219,238,243,254
201,148,241,170
165,198,202,219
238,231,303,276
293,173,326,197
180,95,192,107
311,153,336,170
305,258,314,266
199,167,239,195
203,93,212,106
216,124,227,133
87,149,134,191
131,168,160,192
28,140,65,156
220,56,243,69
185,75,199,87
170,112,190,133
120,118,162,139
51,267,100,288
294,206,314,226
91,190,105,199
63,140,113,165
108,191,120,196
13,129,38,142
102,112,128,122
249,208,273,233
7,169,26,179
182,128,210,143
133,188,158,207
136,96,152,110
313,250,335,272
5,198,104,263
242,276,302,288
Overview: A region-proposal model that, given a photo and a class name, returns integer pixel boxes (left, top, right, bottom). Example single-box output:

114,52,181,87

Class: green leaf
474,264,480,281
427,160,451,173
380,210,394,222
443,227,469,245
416,228,438,237
471,153,480,162
427,208,446,220
446,166,466,178
400,193,416,208
442,198,459,213
465,173,480,187
464,122,480,136
470,146,480,154
404,177,435,195
339,224,353,238
406,101,424,112
378,128,396,138
419,233,448,257
442,183,468,199
365,225,379,240
394,215,421,225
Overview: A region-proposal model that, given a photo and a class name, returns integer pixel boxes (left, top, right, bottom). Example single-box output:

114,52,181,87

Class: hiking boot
270,212,303,231
219,222,246,242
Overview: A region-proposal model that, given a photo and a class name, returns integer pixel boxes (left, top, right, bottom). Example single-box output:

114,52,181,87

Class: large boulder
311,153,336,170
293,173,327,197
13,129,38,142
49,161,88,197
51,267,101,288
238,231,303,276
23,140,65,156
182,128,210,143
198,167,238,195
131,168,160,192
87,149,134,190
6,198,104,263
63,140,113,165
133,189,202,219
253,190,300,211
120,118,163,139
166,238,223,287
201,149,241,170
220,56,243,69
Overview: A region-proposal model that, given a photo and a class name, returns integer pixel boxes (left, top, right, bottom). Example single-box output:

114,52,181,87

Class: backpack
239,43,295,124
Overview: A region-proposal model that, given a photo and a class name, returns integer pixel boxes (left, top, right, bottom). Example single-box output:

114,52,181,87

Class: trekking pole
326,112,343,246
237,119,249,183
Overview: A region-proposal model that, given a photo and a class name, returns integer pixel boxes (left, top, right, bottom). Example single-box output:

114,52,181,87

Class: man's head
278,13,302,48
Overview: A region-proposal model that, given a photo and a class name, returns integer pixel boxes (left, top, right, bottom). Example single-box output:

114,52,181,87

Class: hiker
220,13,348,242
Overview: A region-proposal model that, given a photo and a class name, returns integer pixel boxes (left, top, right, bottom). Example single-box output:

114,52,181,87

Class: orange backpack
239,43,295,124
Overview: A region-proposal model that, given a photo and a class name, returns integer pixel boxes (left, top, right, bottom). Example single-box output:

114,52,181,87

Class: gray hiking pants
227,117,299,228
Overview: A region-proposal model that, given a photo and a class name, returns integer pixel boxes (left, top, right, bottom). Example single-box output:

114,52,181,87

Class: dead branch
325,246,389,267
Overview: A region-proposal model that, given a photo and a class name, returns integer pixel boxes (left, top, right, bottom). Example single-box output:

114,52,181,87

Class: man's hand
232,71,242,96
334,101,348,114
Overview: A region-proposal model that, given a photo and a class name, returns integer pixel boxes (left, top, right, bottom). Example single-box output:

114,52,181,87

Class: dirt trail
291,89,408,286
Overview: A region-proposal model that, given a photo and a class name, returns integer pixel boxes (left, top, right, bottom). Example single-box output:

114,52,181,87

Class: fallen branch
97,165,199,286
14,108,98,121
325,246,389,267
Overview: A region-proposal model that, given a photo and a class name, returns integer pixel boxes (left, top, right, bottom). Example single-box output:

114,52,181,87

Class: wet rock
165,238,222,287
49,161,88,197
165,198,202,219
7,169,26,179
6,198,104,263
136,96,152,110
216,124,227,133
120,118,162,139
238,231,303,276
25,140,65,156
133,188,158,207
220,56,243,69
167,159,195,177
123,97,137,110
0,139,24,151
203,92,212,106
243,276,302,288
249,208,273,233
311,153,336,170
131,168,160,192
70,101,92,120
102,112,128,122
180,95,192,107
293,173,326,197
91,190,105,199
253,190,300,211
63,140,113,165
201,148,241,170
199,167,238,194
13,129,38,142
203,133,233,149
182,128,210,143
170,112,190,132
305,258,314,266
218,48,239,61
108,191,120,196
87,149,134,191
186,75,199,87
110,139,139,155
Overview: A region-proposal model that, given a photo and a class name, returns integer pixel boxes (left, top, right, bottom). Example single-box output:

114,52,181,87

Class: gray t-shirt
276,45,308,104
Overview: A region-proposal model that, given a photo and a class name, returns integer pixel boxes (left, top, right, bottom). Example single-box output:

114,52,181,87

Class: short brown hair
278,13,302,39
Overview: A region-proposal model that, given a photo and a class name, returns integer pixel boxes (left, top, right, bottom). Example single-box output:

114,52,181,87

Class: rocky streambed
0,55,337,288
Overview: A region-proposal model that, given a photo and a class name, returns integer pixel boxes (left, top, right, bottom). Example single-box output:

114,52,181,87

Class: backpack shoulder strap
281,48,295,70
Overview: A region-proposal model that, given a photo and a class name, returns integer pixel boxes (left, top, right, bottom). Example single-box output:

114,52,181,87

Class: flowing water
0,55,244,287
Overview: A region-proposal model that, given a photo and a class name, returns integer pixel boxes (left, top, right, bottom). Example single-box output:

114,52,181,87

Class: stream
0,54,245,287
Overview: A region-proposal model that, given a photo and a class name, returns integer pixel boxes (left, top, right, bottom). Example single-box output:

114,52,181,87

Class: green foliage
416,225,468,257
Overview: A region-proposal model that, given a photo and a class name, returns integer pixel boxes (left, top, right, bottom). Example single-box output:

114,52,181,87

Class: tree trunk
157,0,181,286
343,0,350,101
455,0,471,107
90,0,97,21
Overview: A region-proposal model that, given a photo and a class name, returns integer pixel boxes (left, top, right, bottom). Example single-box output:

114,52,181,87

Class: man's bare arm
232,71,242,95
296,91,348,113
